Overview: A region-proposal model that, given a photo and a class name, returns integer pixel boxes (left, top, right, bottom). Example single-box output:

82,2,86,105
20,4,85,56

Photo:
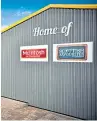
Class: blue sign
57,45,87,60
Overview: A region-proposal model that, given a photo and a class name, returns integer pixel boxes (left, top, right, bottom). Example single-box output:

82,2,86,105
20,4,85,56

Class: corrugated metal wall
1,8,97,120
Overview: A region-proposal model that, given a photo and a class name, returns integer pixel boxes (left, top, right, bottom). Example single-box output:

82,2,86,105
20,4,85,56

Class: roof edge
1,4,97,33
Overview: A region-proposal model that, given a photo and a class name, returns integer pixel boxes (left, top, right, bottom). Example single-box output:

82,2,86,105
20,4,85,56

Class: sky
1,0,97,29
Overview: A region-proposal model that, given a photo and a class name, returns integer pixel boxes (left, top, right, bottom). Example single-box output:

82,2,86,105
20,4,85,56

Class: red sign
21,49,47,58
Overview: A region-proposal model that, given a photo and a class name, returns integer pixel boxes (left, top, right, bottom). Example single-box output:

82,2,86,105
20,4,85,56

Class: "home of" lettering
32,22,73,36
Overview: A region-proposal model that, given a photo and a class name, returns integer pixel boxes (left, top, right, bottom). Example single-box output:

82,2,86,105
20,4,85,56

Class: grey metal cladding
1,8,97,120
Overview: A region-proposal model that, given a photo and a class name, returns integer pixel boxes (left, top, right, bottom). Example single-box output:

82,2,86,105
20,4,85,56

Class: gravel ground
1,97,79,120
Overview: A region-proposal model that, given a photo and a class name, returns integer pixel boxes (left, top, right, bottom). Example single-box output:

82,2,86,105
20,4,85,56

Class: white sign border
20,45,48,62
53,42,93,63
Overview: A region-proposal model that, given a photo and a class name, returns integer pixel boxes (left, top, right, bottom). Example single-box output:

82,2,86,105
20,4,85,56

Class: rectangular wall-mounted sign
53,42,93,63
20,45,48,62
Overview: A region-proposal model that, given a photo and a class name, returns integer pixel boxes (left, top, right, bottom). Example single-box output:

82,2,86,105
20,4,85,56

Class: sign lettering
21,49,47,58
57,46,87,60
33,22,73,36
